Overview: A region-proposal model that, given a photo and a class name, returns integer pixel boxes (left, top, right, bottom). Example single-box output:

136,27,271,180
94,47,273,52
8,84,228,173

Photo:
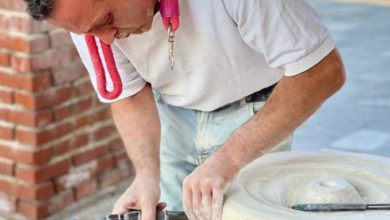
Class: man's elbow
319,49,346,97
330,50,346,92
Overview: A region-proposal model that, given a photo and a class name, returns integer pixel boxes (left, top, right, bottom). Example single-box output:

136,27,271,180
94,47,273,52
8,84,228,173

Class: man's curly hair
23,0,55,20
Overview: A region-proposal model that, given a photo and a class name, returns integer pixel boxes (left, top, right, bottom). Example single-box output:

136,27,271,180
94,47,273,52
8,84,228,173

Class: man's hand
113,174,162,220
183,154,238,220
110,84,162,219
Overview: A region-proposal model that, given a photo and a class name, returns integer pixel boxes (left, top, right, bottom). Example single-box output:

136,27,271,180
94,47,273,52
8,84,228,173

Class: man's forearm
218,49,346,171
111,84,161,177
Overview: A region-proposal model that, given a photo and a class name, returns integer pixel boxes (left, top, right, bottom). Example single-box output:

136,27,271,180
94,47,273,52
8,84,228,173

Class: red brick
14,92,35,109
18,200,49,220
42,121,74,144
54,104,71,121
74,179,97,200
0,107,12,121
20,190,74,218
30,72,53,92
0,159,14,175
15,128,40,146
52,140,71,156
13,73,52,93
0,123,14,140
0,34,26,52
96,155,115,174
53,62,87,85
11,47,73,72
92,107,112,121
10,54,33,72
75,114,91,129
14,147,52,165
0,0,26,11
53,133,89,156
0,142,52,164
0,143,14,160
0,71,51,93
29,35,50,53
70,46,82,62
52,86,73,105
50,29,73,47
48,190,75,214
5,109,53,127
0,87,13,103
0,13,9,30
74,78,94,97
18,181,55,200
98,168,125,189
108,137,124,152
118,162,133,179
0,178,18,196
15,159,71,184
0,34,49,54
8,15,33,33
55,165,95,190
16,121,73,146
8,15,52,34
0,49,10,66
91,94,102,107
72,133,89,149
73,97,92,114
0,71,29,89
46,190,74,215
73,145,108,166
115,150,131,166
14,86,72,110
93,124,115,141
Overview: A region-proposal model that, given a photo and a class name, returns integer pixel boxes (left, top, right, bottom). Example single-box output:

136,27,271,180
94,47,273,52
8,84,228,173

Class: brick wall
0,0,132,219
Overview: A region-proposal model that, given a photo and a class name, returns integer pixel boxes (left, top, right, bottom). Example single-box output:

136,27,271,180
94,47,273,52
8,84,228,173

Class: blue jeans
155,94,291,211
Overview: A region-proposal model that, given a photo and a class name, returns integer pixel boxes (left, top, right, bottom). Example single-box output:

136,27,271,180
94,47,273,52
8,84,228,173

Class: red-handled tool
160,0,180,32
85,0,180,100
161,0,180,70
85,35,123,100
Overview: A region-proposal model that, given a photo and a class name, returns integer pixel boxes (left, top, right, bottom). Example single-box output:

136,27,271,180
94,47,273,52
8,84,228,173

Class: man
23,0,346,219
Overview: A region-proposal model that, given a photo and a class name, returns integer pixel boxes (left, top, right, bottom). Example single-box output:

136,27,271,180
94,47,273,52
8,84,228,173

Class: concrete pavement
54,0,390,219
292,0,390,157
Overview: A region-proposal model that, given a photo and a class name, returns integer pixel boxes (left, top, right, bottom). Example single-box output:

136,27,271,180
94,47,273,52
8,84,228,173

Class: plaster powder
222,151,390,220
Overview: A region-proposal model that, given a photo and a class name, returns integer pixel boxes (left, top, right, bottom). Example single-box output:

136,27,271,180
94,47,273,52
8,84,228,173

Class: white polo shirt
71,0,336,111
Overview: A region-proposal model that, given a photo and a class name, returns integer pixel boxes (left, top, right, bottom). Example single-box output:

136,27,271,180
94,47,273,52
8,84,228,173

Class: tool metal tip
291,204,306,211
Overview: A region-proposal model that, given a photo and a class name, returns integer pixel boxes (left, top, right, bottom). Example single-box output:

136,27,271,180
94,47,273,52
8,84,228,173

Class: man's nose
91,27,117,44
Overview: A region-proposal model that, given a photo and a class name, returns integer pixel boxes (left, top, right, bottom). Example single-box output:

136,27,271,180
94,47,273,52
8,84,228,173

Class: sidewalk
292,0,390,157
54,0,390,219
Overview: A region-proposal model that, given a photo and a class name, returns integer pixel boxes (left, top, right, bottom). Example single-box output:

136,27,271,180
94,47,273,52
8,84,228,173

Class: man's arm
111,84,160,176
183,49,346,219
220,48,345,169
111,84,162,220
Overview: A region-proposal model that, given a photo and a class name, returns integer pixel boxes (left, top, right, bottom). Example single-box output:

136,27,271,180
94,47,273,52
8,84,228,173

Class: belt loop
239,98,247,107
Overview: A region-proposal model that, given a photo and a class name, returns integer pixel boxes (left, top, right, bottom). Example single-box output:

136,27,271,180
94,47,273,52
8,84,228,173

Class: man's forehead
48,0,98,33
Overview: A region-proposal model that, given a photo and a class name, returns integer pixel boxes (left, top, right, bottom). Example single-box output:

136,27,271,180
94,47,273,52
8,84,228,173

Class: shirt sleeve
222,0,336,76
70,33,146,103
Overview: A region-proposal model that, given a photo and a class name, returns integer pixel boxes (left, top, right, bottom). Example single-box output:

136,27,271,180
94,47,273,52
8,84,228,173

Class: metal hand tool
106,210,188,220
168,25,175,70
292,203,390,212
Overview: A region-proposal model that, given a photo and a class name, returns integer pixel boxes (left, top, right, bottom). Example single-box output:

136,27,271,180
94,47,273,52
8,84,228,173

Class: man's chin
116,22,153,38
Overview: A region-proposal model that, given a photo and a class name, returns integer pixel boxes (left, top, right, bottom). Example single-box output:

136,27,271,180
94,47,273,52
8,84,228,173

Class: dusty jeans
155,94,291,211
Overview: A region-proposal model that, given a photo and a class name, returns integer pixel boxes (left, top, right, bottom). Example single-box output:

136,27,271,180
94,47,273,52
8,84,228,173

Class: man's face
48,0,157,44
